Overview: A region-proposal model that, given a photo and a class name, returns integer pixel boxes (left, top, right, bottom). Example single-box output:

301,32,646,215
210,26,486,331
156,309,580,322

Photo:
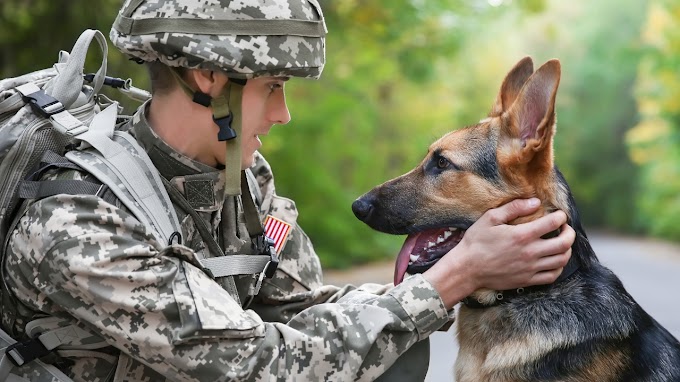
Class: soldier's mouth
394,227,465,285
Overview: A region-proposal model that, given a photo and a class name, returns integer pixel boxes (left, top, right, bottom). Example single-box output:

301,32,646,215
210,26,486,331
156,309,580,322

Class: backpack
0,29,276,381
0,29,181,382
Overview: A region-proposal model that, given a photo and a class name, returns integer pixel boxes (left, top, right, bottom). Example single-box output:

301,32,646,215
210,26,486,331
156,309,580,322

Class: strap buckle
21,89,65,118
5,334,51,367
256,235,278,279
214,113,237,141
250,236,279,296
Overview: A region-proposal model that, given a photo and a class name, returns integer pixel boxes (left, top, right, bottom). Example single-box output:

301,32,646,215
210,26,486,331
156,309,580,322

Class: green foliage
522,0,647,232
627,0,680,240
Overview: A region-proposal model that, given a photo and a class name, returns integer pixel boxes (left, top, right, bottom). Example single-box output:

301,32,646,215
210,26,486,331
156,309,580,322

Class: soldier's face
238,76,291,168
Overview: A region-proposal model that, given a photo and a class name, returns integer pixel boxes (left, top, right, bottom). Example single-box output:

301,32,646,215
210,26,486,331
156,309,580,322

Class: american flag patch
264,215,292,254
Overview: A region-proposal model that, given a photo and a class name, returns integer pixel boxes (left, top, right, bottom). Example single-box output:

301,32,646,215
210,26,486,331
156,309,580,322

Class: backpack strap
18,179,103,200
0,326,75,382
17,150,116,205
15,83,88,137
48,29,107,109
66,103,181,246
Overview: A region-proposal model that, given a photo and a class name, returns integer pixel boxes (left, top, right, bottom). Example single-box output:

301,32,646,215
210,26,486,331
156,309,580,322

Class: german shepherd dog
352,57,680,381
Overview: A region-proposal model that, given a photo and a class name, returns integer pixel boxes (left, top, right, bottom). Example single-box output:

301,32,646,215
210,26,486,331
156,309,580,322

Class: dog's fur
352,57,680,381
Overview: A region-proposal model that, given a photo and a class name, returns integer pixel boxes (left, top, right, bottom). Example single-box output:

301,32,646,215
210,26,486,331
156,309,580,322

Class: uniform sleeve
8,194,450,381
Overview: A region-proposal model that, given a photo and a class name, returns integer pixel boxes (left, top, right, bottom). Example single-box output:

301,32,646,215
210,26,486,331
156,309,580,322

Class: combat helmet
110,0,327,194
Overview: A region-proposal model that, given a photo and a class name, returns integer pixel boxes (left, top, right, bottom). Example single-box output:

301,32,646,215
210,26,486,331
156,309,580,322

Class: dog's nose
352,198,374,221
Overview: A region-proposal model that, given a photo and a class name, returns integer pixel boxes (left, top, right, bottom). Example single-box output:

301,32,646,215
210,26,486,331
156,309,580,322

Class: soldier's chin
241,151,257,170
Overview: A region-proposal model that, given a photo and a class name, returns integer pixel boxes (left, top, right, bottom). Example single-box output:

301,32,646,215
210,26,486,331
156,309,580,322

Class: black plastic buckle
264,250,279,279
5,335,51,367
258,236,279,278
21,90,65,118
214,113,237,141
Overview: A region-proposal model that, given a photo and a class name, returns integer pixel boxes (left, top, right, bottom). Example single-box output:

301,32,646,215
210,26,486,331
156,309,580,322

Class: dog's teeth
443,230,452,240
437,235,445,244
427,241,436,248
410,254,420,263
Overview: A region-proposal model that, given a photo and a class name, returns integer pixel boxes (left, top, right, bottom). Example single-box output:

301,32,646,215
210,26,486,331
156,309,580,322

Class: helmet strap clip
214,113,237,141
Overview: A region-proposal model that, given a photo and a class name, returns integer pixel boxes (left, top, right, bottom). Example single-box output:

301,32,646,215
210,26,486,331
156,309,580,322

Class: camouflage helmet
110,0,327,80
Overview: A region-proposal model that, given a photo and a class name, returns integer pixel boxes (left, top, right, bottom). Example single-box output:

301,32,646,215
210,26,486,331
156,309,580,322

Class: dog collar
461,230,579,309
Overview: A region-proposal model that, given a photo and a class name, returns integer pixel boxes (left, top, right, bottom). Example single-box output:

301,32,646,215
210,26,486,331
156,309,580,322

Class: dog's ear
504,59,561,164
489,56,534,117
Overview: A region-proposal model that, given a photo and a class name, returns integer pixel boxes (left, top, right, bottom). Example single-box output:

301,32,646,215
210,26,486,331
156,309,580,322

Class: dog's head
352,57,570,285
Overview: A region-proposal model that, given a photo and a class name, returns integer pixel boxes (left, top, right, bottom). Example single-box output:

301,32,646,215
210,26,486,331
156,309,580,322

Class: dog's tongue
395,233,421,285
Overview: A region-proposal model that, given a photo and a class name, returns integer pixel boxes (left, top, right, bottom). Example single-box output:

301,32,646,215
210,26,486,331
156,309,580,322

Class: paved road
324,231,680,381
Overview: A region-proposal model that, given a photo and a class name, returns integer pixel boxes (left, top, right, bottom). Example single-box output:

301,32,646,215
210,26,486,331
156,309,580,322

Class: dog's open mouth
394,227,465,285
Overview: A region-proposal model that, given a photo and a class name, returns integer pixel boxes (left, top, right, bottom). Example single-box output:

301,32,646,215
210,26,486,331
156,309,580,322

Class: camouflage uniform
3,102,449,381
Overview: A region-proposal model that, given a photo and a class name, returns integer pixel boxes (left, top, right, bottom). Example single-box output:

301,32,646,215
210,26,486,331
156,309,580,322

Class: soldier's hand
423,198,574,309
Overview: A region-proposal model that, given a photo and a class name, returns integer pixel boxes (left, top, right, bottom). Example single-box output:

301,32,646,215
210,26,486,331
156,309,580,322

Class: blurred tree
627,0,680,240
506,0,647,232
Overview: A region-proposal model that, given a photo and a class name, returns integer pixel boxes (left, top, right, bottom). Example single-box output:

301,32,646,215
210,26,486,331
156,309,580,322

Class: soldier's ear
189,69,226,97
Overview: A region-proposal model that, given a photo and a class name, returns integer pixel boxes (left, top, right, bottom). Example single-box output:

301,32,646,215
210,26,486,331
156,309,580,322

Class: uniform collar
130,101,227,212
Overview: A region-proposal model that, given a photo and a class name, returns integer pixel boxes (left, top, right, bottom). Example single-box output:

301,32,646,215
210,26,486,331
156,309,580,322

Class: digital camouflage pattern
110,0,326,79
3,103,449,381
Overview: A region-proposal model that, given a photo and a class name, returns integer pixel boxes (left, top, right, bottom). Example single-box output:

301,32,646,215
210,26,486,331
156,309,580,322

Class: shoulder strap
65,103,181,246
0,327,74,382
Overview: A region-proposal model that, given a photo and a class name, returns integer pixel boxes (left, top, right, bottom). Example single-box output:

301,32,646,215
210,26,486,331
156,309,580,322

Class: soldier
2,0,574,381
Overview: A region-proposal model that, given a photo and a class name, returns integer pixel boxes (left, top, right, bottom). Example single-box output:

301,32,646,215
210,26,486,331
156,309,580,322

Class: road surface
324,231,680,381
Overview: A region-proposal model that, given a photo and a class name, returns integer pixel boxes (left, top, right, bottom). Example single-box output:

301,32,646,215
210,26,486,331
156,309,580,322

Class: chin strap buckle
214,113,237,141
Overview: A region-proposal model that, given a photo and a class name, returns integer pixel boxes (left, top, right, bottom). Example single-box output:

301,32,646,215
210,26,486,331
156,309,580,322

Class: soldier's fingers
517,210,568,240
481,198,541,226
524,224,575,259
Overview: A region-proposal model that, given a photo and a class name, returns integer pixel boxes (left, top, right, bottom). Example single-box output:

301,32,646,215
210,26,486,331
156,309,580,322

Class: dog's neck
461,252,581,309
460,225,582,309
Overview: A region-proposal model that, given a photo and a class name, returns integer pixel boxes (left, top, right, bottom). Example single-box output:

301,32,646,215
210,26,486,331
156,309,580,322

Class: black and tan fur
352,57,680,381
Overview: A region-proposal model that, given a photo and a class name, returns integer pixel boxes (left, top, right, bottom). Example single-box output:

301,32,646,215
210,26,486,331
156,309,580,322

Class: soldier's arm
8,194,449,381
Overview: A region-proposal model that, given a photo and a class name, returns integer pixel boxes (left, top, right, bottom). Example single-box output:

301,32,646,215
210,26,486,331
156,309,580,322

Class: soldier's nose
351,198,374,222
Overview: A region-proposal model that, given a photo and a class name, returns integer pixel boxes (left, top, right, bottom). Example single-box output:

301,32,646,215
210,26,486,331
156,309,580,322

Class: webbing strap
72,103,180,244
241,172,264,238
15,83,87,136
18,180,102,200
113,16,327,37
3,323,103,370
216,82,243,196
50,29,107,108
201,255,271,278
39,151,78,169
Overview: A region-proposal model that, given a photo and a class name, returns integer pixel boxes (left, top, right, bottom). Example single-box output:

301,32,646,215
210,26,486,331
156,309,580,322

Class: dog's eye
437,157,450,169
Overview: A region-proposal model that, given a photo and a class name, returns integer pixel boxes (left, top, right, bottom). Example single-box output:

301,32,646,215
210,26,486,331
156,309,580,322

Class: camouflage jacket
3,103,449,381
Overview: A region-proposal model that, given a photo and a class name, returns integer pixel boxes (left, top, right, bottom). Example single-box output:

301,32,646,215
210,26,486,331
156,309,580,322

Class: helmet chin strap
212,82,243,196
171,68,244,195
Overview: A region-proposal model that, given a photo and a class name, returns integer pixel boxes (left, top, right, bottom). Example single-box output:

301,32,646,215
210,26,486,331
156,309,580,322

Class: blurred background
2,0,679,269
